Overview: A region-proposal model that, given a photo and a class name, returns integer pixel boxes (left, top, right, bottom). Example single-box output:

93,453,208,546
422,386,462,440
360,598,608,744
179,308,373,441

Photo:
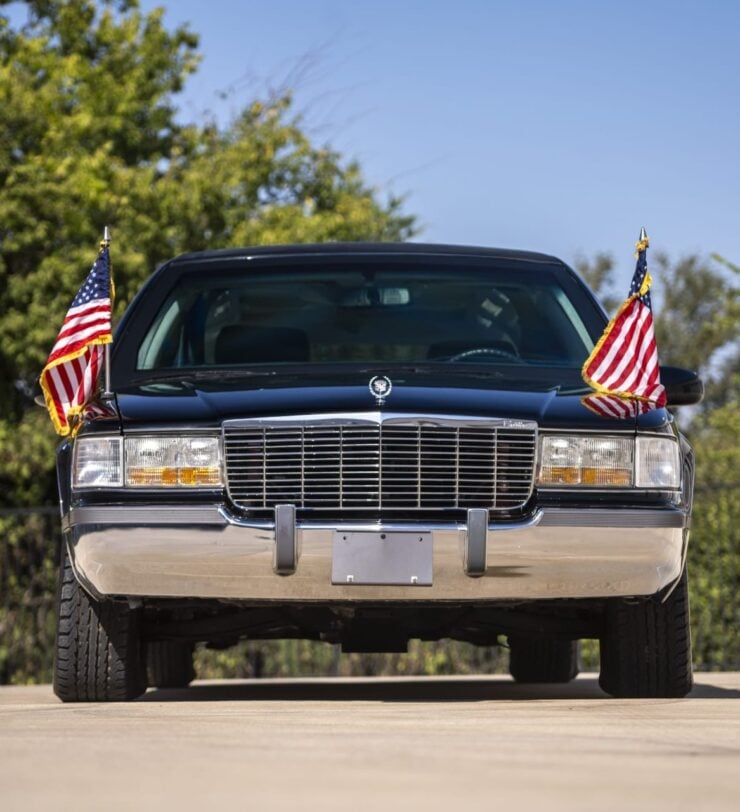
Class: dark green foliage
194,639,509,681
0,512,59,683
0,0,415,522
688,402,739,670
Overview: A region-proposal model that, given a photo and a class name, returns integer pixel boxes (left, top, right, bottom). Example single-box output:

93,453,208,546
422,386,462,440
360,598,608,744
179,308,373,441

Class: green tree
650,253,739,379
0,0,415,511
689,396,739,668
572,252,620,313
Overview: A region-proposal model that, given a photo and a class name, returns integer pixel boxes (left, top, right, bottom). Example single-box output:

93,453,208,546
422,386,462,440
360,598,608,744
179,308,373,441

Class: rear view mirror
342,286,410,307
660,366,704,406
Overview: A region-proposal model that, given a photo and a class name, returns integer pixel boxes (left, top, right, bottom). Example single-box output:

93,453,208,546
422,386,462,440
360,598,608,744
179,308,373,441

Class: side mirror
660,366,704,406
33,382,46,408
13,377,47,408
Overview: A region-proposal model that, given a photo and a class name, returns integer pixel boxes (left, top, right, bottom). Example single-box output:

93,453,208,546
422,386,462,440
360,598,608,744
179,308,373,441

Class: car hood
110,368,670,432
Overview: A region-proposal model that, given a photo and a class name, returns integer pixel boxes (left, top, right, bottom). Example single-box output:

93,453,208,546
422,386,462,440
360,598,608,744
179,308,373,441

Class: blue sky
140,0,738,289
18,1,740,289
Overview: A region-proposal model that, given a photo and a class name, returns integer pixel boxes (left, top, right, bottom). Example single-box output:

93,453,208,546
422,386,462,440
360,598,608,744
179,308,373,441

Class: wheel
599,567,693,698
147,641,196,688
508,636,579,683
53,545,147,702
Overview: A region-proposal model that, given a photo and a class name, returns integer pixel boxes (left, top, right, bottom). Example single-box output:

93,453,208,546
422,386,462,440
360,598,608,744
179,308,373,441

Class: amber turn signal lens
126,466,221,487
179,466,222,486
581,467,632,486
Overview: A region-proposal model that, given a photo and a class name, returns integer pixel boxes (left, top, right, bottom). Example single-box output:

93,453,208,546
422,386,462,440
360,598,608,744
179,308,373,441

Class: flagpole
101,226,113,400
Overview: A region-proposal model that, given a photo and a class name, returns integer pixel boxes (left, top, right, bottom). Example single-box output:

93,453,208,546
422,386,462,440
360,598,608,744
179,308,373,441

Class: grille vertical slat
224,419,536,513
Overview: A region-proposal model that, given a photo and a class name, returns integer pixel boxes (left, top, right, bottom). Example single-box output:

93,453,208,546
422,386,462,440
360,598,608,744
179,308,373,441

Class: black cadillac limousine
53,242,703,701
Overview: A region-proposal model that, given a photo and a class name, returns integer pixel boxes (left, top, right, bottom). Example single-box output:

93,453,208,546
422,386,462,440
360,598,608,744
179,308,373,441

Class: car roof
170,242,565,267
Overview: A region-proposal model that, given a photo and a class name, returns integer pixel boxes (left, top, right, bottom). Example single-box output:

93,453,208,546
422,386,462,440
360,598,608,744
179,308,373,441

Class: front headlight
72,435,222,489
635,436,681,488
125,436,222,487
537,434,681,489
72,437,123,488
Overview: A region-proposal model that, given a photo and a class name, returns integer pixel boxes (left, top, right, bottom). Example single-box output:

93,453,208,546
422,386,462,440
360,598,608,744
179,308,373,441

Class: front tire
508,636,579,683
599,567,693,698
53,546,147,702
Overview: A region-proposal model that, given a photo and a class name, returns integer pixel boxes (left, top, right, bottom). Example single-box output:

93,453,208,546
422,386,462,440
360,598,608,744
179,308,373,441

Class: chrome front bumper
63,505,688,602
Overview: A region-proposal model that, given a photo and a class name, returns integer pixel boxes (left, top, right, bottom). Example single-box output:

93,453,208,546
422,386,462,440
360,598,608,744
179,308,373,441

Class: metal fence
0,508,61,684
1,488,737,684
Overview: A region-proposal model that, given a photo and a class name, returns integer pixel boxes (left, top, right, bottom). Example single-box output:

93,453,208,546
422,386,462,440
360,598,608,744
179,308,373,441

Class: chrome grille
223,418,537,512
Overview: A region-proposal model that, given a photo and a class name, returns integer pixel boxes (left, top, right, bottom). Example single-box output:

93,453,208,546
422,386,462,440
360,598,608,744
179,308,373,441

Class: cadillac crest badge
369,375,392,405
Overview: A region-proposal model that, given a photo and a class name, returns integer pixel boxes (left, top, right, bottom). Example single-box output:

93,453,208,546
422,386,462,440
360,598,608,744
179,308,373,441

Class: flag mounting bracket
100,226,114,401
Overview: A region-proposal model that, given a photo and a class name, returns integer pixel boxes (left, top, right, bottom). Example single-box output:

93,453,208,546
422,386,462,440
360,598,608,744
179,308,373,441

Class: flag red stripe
55,311,110,344
604,310,654,392
582,394,656,420
603,309,651,389
583,284,664,405
53,361,76,405
45,367,68,424
66,357,82,406
588,300,647,385
584,298,642,377
613,333,660,400
48,328,111,362
63,298,112,319
628,328,661,395
71,356,85,407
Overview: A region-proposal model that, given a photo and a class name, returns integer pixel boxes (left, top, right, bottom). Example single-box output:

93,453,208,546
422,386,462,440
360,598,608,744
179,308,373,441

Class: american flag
39,244,113,436
582,232,666,407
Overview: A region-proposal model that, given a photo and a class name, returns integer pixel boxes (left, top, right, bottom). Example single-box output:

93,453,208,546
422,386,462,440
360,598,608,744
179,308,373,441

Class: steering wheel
446,347,521,363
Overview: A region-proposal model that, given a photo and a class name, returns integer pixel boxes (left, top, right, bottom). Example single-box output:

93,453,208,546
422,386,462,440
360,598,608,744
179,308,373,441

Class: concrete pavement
1,672,739,811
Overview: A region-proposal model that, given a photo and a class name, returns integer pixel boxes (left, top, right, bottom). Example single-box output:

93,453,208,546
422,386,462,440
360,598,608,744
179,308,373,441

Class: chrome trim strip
218,507,545,533
538,427,675,438
63,505,227,530
538,487,681,494
62,505,684,530
121,428,222,435
538,508,686,529
223,412,538,430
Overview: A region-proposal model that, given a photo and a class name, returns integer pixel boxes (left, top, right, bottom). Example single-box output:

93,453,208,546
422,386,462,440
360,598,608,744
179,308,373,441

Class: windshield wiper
130,368,283,385
355,363,514,379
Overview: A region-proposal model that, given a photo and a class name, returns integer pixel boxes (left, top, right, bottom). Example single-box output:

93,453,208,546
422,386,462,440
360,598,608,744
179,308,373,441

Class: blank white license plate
332,531,433,586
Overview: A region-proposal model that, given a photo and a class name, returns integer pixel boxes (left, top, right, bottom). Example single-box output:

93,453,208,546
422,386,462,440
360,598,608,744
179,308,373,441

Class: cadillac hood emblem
369,375,392,405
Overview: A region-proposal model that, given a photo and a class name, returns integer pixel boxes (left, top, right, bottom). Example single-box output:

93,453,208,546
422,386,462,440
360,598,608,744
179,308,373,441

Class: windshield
135,265,596,371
